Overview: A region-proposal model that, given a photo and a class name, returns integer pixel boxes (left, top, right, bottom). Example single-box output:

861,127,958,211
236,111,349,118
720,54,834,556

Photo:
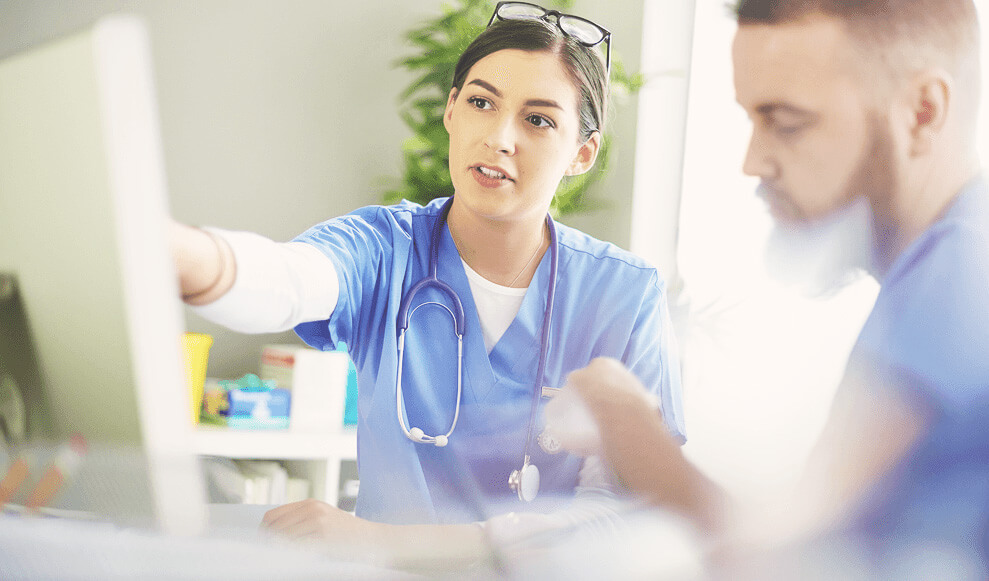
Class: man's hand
546,358,659,457
561,358,724,533
562,358,684,487
564,357,661,424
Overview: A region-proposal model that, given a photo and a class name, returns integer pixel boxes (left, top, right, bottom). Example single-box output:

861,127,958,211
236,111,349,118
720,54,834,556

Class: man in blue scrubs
559,0,989,577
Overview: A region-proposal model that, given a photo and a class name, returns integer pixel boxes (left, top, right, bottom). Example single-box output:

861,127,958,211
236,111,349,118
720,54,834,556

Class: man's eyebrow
756,102,816,118
466,78,564,110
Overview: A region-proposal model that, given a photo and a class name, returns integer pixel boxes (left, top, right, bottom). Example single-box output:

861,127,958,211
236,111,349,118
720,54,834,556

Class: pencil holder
182,332,213,424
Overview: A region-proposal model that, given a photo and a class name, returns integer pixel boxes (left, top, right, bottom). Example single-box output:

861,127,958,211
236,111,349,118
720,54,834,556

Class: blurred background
3,0,989,513
0,0,652,376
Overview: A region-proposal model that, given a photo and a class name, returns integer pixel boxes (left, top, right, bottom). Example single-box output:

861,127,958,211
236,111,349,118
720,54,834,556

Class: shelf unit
192,425,357,505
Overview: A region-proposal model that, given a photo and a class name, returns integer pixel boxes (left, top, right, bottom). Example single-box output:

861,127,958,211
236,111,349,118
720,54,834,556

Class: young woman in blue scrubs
174,3,684,566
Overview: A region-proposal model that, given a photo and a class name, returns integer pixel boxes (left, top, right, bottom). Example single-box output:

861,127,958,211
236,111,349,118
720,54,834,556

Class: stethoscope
395,196,558,502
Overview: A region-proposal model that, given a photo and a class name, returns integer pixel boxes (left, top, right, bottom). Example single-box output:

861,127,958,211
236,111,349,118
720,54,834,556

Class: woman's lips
471,164,513,187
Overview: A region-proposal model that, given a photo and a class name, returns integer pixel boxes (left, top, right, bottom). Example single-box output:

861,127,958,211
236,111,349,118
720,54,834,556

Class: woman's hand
261,499,490,571
261,499,381,559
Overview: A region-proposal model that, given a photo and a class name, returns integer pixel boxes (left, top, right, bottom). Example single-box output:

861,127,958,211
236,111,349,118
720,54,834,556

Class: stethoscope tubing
394,196,558,496
395,198,466,445
520,217,557,468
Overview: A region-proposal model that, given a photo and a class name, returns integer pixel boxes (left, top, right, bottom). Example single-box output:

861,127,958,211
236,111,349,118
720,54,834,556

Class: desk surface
0,512,415,580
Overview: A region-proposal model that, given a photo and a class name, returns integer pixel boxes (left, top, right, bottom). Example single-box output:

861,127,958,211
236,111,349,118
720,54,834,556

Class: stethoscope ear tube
394,197,559,504
397,277,466,335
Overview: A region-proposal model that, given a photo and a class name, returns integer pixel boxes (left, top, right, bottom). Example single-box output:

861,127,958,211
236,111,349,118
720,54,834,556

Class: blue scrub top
293,198,685,525
841,176,989,569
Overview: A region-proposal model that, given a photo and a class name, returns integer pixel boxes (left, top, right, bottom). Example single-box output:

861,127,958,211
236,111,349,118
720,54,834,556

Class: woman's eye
527,114,555,129
467,96,492,110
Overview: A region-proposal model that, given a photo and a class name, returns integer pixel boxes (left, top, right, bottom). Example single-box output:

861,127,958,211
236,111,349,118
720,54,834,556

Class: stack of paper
232,460,310,505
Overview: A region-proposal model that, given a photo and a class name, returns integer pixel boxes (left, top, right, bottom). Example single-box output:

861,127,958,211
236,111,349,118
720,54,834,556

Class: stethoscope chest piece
508,456,540,503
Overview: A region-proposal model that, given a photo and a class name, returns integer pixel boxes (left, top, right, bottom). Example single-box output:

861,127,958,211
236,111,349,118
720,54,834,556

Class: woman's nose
484,115,517,155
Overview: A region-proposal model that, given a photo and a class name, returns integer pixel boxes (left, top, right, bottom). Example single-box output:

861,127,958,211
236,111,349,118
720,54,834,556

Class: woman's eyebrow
466,78,563,110
526,98,562,110
467,78,503,97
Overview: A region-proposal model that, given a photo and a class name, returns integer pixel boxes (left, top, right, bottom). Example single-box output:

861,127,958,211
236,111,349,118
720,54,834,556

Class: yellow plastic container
182,332,213,424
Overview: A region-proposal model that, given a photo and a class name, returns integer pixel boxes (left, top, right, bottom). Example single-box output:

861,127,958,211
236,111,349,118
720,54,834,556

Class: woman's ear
566,131,602,176
443,88,459,134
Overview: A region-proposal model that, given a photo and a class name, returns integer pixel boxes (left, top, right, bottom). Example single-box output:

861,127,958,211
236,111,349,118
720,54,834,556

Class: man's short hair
732,0,980,87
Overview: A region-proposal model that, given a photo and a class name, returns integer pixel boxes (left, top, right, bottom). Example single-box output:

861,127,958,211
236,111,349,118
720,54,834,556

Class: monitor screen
0,15,206,535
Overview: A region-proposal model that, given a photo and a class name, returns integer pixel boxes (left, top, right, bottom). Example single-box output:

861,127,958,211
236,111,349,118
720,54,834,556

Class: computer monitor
0,15,206,535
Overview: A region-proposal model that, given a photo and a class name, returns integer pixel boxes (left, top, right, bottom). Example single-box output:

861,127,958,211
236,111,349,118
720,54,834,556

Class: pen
0,455,31,509
24,433,87,511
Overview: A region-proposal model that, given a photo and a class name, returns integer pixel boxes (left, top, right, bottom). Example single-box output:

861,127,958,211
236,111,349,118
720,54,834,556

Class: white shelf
192,425,357,460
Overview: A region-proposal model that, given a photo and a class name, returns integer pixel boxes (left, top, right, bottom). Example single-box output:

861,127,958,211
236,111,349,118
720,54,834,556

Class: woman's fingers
261,499,370,545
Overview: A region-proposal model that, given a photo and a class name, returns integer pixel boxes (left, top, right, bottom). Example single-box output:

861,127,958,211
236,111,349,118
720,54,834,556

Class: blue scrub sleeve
291,206,412,359
622,271,687,443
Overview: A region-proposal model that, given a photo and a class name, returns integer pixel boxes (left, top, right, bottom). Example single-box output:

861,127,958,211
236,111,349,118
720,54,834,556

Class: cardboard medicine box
261,344,349,432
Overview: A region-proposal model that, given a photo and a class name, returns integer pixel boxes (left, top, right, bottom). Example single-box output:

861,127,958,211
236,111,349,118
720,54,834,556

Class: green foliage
383,0,642,217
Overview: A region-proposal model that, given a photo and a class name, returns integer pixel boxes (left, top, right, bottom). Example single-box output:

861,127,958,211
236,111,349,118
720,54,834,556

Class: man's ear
443,88,459,134
901,69,951,157
566,131,602,176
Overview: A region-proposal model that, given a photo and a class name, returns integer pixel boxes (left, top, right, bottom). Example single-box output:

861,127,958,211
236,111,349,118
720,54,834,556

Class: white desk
0,513,413,580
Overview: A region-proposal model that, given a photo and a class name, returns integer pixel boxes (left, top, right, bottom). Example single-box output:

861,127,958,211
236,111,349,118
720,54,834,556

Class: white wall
0,0,646,378
628,0,696,283
563,0,646,249
0,0,427,376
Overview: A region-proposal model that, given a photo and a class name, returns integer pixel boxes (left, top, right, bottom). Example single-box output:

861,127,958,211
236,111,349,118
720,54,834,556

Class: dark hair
451,18,608,142
732,0,981,117
732,0,979,75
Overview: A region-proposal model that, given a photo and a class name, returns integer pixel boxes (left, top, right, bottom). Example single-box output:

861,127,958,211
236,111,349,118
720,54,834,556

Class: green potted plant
384,0,643,217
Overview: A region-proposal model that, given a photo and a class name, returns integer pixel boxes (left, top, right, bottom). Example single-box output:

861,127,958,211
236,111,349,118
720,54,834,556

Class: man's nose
741,130,775,179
